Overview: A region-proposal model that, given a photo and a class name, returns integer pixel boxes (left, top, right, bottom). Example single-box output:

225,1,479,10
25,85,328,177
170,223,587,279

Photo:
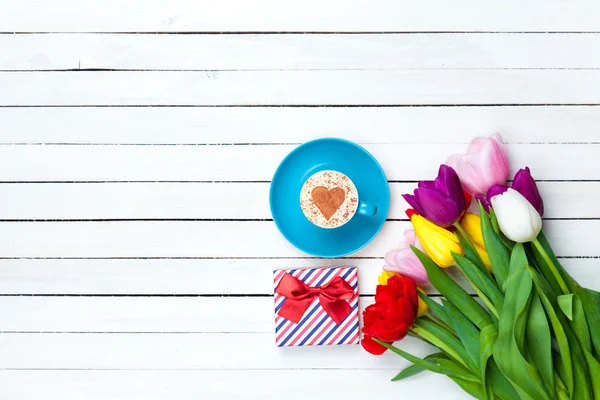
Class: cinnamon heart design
311,186,346,220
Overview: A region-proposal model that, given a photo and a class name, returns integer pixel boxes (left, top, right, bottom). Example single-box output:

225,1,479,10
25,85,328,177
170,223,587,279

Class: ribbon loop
275,272,354,324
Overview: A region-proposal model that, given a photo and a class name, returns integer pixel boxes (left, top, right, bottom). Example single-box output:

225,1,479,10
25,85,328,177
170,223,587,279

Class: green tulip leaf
453,252,504,315
447,375,487,400
374,339,480,383
572,294,592,353
391,352,446,381
440,299,481,373
529,267,574,396
417,292,456,335
414,318,476,373
581,347,600,400
526,290,555,397
412,246,493,330
488,358,520,400
479,205,510,289
558,294,574,321
530,265,597,398
493,261,551,400
479,324,498,400
579,288,600,360
488,206,500,235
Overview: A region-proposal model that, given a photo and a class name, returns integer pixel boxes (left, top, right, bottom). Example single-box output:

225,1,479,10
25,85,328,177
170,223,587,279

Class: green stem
459,272,499,320
411,324,469,370
532,237,569,295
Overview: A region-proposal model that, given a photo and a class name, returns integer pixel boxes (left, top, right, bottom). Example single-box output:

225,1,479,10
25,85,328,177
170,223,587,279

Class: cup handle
357,202,377,217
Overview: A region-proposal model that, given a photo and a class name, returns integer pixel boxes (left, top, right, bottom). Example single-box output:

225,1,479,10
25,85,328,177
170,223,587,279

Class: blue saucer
270,138,390,258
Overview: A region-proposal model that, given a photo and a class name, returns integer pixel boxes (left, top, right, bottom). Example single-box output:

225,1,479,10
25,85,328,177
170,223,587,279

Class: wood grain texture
0,258,595,295
2,3,600,398
0,332,449,369
3,70,600,106
2,107,599,144
0,181,595,220
2,0,600,32
1,143,598,181
3,33,600,71
0,370,470,400
0,220,597,258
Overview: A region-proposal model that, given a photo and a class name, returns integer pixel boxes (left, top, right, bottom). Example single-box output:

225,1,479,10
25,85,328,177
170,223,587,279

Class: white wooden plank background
1,1,600,399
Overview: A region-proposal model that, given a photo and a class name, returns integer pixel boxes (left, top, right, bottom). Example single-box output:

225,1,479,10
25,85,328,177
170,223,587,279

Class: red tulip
361,275,418,355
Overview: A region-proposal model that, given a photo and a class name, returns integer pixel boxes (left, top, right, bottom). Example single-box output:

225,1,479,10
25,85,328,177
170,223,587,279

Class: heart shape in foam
311,186,346,220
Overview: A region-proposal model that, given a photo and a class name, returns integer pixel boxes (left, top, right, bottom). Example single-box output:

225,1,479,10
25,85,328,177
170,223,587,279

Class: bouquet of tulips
362,135,600,400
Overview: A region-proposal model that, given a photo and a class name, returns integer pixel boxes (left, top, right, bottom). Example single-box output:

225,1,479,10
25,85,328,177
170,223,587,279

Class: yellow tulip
377,270,397,286
409,213,463,268
461,212,492,273
416,288,428,318
377,271,428,317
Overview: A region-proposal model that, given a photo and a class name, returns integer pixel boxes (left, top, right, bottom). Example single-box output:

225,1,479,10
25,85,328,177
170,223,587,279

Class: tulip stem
532,237,569,295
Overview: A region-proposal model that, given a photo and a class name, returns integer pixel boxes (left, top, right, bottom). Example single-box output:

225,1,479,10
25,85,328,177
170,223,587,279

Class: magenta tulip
445,134,509,195
512,167,544,216
384,229,429,286
403,165,467,228
487,167,544,216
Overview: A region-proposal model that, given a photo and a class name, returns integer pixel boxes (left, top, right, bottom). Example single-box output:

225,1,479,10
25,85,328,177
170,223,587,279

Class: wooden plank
0,259,387,295
0,370,467,399
2,70,600,106
0,258,454,295
2,106,599,145
0,331,439,369
2,0,599,32
0,144,598,182
0,220,596,258
0,181,595,220
0,296,280,333
3,33,600,71
0,257,594,295
1,273,597,331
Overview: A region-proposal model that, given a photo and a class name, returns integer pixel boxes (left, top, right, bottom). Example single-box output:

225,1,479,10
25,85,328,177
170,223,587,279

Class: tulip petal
402,193,425,216
361,335,389,355
384,250,400,267
487,184,509,203
479,137,509,189
491,188,542,243
416,187,462,228
467,136,489,153
402,229,417,248
512,167,544,216
446,134,509,196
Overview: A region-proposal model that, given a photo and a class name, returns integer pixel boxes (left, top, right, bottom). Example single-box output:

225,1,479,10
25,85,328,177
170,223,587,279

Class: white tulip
490,188,542,243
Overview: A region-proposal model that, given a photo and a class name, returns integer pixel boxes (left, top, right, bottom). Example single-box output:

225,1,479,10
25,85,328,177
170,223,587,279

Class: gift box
273,266,359,347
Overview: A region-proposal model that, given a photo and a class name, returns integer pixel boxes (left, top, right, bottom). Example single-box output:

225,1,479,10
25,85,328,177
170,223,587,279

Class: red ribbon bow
275,272,354,324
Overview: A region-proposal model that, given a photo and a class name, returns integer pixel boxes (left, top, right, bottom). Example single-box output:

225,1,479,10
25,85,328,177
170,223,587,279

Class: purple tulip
512,167,544,216
403,165,467,228
486,167,544,217
486,184,509,200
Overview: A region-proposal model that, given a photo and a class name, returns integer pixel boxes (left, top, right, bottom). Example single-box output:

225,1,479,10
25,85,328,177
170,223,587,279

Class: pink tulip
445,133,509,196
383,229,429,286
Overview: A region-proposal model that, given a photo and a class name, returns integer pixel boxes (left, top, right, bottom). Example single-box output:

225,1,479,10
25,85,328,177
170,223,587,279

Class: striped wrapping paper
273,266,359,347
